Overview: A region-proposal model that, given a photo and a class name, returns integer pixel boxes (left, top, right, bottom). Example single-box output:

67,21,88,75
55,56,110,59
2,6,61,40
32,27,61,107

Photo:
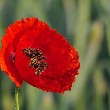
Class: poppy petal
15,18,80,93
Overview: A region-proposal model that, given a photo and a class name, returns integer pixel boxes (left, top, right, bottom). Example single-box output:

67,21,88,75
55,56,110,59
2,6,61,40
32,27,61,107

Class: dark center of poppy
22,48,47,75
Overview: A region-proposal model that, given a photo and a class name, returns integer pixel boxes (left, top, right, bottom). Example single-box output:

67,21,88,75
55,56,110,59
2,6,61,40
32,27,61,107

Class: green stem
15,86,19,110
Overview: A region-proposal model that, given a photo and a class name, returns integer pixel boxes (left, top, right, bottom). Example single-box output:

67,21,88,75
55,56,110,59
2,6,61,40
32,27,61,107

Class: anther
11,52,15,62
22,47,47,75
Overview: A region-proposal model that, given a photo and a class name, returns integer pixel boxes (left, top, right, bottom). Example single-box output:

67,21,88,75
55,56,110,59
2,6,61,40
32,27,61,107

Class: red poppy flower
0,17,80,93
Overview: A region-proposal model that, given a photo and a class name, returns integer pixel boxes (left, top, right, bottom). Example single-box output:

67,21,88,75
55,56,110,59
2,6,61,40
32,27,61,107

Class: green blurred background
0,0,110,110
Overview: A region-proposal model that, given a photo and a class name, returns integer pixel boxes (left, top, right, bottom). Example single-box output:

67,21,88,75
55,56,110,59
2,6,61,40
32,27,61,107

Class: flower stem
15,86,19,110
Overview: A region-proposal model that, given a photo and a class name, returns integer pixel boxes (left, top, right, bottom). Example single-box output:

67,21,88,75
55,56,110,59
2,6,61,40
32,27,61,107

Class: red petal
15,18,80,93
0,17,80,93
0,18,37,86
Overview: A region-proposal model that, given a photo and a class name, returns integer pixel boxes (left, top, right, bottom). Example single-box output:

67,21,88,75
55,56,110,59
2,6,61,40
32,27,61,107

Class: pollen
22,48,47,75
